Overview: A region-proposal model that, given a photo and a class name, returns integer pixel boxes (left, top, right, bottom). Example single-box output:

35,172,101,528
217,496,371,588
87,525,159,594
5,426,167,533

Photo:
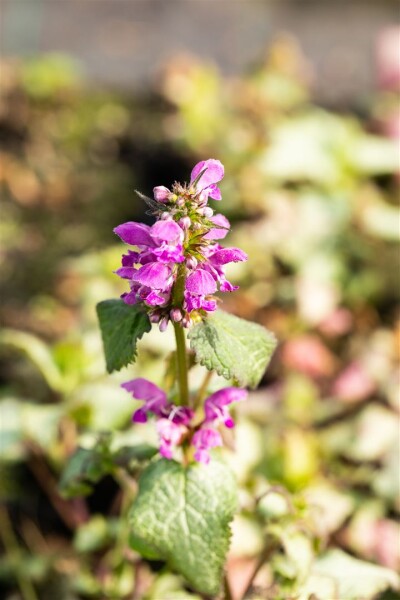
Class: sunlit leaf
129,458,237,595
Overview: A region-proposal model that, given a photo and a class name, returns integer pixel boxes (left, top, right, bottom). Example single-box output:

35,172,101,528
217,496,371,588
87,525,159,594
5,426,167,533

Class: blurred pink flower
282,335,335,378
332,362,376,403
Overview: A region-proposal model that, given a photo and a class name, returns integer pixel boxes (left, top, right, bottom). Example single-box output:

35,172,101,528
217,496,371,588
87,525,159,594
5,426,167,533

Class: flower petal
133,262,173,290
204,214,231,240
186,268,217,295
210,247,248,266
190,159,224,191
150,220,184,244
208,183,222,200
206,387,248,407
121,378,166,404
114,222,154,247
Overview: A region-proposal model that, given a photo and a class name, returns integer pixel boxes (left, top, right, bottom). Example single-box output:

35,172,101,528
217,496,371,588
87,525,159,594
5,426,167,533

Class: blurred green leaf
304,550,399,599
59,438,114,498
129,458,237,596
0,330,64,392
188,310,277,388
96,300,151,373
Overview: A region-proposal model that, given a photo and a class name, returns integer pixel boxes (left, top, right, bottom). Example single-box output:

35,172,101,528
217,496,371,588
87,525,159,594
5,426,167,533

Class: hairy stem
173,322,190,406
172,263,190,406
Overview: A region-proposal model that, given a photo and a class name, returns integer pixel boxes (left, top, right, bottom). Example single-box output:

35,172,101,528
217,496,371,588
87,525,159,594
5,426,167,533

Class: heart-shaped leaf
188,310,277,388
129,458,237,595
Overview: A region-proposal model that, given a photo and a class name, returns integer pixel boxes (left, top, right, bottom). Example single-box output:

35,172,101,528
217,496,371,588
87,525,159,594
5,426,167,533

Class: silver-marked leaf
96,299,151,373
129,459,237,595
188,310,277,388
302,550,399,600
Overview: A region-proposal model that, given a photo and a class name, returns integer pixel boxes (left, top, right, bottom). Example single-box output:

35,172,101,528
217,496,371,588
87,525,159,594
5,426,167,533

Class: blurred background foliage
0,30,399,600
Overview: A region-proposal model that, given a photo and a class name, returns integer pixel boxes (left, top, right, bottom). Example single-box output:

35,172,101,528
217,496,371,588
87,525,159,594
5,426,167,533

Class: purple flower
204,387,248,428
192,428,223,464
200,244,248,294
190,159,224,201
184,268,218,312
121,378,167,423
156,419,187,459
114,219,186,309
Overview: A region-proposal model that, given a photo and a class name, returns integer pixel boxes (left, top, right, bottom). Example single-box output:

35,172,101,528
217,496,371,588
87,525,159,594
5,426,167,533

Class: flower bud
182,316,193,328
170,308,183,322
153,186,170,203
159,317,169,332
186,256,198,269
198,207,213,218
179,216,191,230
149,312,161,323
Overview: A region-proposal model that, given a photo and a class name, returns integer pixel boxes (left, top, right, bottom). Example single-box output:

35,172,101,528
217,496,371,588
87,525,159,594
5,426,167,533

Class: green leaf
59,437,114,498
129,459,237,595
96,299,151,373
0,329,64,392
188,310,277,388
302,550,400,600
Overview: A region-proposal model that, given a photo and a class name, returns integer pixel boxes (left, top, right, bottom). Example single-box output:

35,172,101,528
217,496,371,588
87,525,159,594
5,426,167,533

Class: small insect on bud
159,316,169,332
170,308,183,322
153,186,171,203
179,216,191,230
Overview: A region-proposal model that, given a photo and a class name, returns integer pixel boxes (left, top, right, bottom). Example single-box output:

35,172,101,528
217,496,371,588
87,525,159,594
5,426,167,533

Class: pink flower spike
192,428,223,464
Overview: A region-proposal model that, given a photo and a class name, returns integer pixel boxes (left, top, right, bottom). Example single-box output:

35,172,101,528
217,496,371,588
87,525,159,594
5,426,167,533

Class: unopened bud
182,316,193,328
149,312,161,323
159,317,169,332
153,186,170,203
198,207,213,218
179,216,191,230
170,308,183,322
186,256,198,269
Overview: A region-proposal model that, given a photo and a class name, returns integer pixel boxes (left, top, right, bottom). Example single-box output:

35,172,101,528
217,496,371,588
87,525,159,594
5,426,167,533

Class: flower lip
185,268,217,296
114,222,155,247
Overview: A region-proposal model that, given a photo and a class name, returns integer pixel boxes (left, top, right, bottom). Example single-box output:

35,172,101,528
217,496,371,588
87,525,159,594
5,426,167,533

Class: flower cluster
122,378,247,464
114,159,247,329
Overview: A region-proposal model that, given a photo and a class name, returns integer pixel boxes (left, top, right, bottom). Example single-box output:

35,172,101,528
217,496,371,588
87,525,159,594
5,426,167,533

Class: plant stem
171,262,190,406
173,321,189,406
